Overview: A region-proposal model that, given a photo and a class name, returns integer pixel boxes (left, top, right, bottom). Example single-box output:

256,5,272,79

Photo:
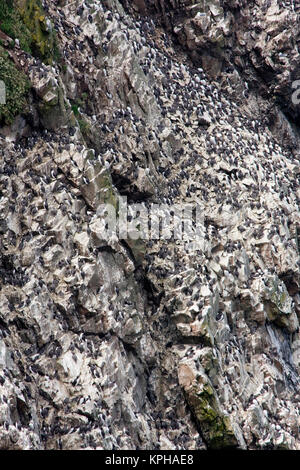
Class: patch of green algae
187,384,237,449
17,0,59,64
0,1,59,64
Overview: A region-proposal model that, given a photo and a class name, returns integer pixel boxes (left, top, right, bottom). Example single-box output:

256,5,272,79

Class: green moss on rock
0,1,60,64
96,170,118,209
17,0,58,63
185,383,237,449
0,46,30,124
78,117,91,137
0,0,32,53
37,82,70,129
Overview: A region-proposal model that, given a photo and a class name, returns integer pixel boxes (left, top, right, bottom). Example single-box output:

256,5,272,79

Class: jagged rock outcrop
0,0,299,450
126,1,300,124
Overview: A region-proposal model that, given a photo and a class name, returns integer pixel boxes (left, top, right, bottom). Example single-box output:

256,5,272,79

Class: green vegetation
18,0,59,63
70,94,91,136
78,117,90,136
0,0,32,53
186,383,237,449
0,46,30,124
0,0,60,64
71,104,80,117
71,93,89,113
0,0,62,125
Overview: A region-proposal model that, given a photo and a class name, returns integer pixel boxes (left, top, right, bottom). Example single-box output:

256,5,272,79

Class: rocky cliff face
0,0,299,450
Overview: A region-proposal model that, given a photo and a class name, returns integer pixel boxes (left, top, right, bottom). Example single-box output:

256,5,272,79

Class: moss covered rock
178,365,238,449
0,0,32,53
0,0,59,64
0,46,30,124
264,276,298,332
17,0,58,63
38,81,68,129
80,158,119,214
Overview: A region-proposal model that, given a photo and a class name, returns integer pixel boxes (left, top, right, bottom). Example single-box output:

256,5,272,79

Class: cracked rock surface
0,0,299,449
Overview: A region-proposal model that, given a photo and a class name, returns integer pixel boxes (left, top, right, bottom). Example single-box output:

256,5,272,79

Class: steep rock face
0,0,299,450
126,0,300,125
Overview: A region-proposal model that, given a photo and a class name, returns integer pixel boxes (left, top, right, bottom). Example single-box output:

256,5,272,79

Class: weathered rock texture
0,0,299,450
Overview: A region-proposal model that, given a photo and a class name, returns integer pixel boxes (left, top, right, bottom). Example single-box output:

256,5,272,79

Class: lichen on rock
264,276,299,332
